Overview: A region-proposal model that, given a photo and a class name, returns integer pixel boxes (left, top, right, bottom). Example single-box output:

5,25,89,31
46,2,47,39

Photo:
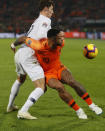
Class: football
83,44,98,59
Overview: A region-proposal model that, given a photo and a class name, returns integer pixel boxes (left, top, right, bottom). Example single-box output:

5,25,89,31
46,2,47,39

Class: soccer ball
83,44,98,59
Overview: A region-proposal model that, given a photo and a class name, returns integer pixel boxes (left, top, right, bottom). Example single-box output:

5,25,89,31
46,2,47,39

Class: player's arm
11,36,27,53
25,38,44,50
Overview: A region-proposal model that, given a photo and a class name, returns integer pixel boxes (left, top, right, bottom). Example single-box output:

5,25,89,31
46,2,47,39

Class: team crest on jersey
27,40,32,45
42,22,48,27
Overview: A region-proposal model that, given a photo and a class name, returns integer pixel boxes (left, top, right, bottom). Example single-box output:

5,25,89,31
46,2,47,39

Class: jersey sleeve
25,38,45,50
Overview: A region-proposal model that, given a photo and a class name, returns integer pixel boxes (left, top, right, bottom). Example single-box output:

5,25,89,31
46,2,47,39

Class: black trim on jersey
30,97,36,103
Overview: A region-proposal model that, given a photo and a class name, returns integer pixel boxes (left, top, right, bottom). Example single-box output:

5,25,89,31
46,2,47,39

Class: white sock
89,103,95,108
76,108,82,113
20,87,44,112
8,80,21,107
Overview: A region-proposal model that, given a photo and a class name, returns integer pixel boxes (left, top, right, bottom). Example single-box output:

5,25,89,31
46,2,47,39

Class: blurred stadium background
0,0,105,39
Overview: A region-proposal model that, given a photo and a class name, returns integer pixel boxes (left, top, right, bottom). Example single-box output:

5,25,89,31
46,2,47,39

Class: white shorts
15,47,44,81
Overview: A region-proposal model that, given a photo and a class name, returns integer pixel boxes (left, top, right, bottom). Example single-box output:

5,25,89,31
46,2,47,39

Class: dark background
0,0,105,33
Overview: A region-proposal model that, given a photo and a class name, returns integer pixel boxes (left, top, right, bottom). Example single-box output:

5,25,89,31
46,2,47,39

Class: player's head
39,0,54,18
47,28,65,49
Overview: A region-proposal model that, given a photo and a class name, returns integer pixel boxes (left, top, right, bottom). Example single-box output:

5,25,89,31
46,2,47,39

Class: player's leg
17,49,45,119
61,69,87,96
19,78,45,113
7,49,27,112
48,78,87,119
61,69,102,115
7,75,26,112
17,77,45,120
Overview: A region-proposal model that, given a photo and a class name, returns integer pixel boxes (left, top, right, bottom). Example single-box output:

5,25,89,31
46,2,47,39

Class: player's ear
44,7,49,13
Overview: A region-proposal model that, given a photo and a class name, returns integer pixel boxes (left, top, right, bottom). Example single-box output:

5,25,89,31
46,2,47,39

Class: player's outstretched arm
11,36,27,53
25,37,44,50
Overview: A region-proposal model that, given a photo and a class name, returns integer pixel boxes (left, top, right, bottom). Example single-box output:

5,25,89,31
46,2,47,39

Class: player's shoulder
37,15,51,23
32,15,51,29
33,14,51,23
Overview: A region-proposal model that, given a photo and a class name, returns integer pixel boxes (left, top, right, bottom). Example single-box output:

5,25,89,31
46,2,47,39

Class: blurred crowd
0,0,105,33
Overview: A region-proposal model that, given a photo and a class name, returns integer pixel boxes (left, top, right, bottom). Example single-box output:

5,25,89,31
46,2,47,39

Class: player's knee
18,75,26,84
33,78,45,90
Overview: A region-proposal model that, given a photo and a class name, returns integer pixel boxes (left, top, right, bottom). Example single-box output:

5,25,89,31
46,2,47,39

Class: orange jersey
25,37,64,71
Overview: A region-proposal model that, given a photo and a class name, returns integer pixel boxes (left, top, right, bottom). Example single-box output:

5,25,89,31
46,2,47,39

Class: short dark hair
47,28,61,38
39,0,54,11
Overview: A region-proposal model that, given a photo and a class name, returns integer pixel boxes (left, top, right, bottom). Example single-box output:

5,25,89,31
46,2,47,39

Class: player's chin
48,14,52,18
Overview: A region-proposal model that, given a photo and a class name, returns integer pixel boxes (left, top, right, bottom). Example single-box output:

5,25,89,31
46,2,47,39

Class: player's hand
11,43,16,53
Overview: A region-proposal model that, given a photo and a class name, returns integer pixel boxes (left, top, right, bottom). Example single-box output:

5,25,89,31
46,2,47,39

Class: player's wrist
11,43,16,48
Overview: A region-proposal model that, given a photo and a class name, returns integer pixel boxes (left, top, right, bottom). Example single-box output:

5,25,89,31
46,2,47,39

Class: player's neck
48,39,57,49
40,12,49,18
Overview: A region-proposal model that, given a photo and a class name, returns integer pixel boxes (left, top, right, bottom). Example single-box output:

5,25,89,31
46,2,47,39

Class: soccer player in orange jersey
25,28,102,119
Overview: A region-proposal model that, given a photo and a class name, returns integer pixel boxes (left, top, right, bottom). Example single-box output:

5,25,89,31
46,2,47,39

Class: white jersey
15,14,51,81
27,14,51,40
15,47,44,81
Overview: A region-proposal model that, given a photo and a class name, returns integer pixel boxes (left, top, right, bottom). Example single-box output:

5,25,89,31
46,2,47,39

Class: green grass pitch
0,38,105,131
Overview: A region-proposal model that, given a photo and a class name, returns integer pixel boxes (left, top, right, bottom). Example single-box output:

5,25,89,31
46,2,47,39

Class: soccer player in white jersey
7,0,54,119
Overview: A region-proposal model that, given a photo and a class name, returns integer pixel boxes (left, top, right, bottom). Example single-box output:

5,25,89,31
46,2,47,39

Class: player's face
55,31,65,46
46,5,54,18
